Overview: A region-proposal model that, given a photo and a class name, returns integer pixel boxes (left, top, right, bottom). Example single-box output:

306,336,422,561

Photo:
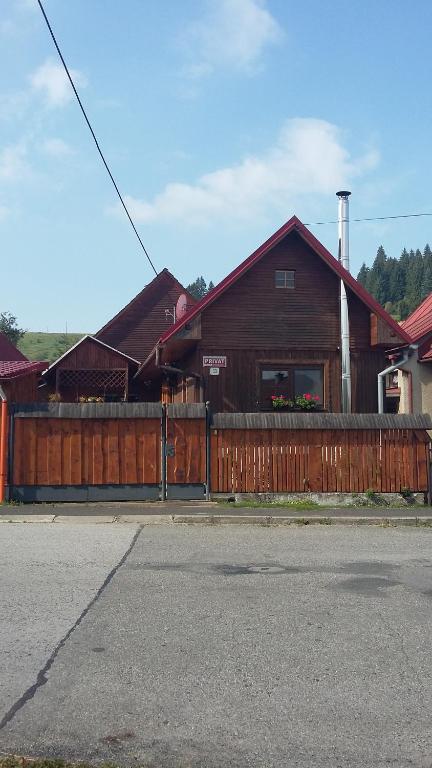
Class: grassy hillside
18,331,87,363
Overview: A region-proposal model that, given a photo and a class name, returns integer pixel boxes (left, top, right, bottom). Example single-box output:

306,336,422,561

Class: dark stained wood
210,427,430,493
166,415,206,484
161,230,393,413
96,269,196,362
12,417,161,486
54,337,130,370
2,373,41,403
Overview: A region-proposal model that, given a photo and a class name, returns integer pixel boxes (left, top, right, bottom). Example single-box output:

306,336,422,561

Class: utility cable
36,0,158,276
306,212,432,226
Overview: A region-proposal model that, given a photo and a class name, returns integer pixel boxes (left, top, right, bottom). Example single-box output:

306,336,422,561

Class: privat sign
203,356,227,367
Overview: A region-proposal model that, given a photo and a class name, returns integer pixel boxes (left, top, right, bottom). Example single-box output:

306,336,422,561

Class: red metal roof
419,348,432,361
401,293,432,342
0,332,28,362
0,360,47,379
159,216,411,346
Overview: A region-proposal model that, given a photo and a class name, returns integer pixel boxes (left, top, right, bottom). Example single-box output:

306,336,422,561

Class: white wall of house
397,352,432,415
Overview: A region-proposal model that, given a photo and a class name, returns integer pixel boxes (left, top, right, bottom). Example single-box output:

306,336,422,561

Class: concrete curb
1,513,432,527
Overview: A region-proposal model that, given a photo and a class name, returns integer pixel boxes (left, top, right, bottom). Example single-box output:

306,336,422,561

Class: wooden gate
164,403,208,500
9,403,162,502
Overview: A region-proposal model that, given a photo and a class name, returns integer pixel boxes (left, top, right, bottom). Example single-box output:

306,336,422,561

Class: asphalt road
1,524,432,767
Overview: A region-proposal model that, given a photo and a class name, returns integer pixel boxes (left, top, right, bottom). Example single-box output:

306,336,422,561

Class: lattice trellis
58,368,127,392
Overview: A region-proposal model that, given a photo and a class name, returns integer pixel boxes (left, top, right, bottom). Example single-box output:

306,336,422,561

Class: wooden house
42,269,195,402
0,333,47,402
136,216,409,412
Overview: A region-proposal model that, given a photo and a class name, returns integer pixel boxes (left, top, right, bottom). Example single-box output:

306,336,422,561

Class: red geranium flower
304,393,312,400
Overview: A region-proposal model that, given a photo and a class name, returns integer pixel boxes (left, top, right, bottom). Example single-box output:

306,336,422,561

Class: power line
36,0,158,276
305,211,432,226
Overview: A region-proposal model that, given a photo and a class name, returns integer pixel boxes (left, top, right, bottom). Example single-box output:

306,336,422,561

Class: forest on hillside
357,244,432,320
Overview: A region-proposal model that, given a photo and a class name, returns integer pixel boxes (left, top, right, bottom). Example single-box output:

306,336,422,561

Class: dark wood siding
200,232,341,349
2,374,40,403
55,338,129,370
153,231,393,413
97,271,195,362
188,348,340,413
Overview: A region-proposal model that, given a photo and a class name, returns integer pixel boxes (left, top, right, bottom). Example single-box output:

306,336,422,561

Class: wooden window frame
275,269,295,289
256,359,329,411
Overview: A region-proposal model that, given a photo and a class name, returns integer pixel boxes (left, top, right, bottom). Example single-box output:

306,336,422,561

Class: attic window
275,270,295,289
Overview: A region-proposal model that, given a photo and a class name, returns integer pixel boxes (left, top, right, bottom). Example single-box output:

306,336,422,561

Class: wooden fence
211,427,429,494
4,405,432,501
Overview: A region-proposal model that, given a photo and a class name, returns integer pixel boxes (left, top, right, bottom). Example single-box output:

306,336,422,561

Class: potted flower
271,395,293,409
271,393,320,410
293,393,320,410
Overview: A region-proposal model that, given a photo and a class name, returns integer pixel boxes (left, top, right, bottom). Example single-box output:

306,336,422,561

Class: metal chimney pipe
337,190,351,413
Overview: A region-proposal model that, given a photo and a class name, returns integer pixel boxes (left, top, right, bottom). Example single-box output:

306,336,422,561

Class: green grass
218,499,432,510
218,500,321,510
18,332,87,363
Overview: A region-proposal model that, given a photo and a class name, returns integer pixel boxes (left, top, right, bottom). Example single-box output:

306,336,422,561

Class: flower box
271,393,321,411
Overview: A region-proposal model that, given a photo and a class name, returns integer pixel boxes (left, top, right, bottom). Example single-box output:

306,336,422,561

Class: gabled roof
158,216,411,346
401,293,432,342
44,335,140,375
0,360,47,379
95,268,196,359
0,332,28,362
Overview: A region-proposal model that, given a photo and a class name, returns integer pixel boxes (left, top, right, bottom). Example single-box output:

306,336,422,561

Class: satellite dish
176,293,188,321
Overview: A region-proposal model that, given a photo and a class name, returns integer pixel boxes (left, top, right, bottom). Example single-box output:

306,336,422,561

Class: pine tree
420,244,432,299
357,263,370,288
186,277,215,300
406,250,424,313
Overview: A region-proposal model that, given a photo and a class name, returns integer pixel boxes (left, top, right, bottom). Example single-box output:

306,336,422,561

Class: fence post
0,391,8,503
205,401,211,501
161,403,167,501
428,440,432,507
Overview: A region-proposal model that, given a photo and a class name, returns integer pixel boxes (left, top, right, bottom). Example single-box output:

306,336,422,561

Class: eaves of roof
401,293,432,342
43,335,140,375
95,268,196,339
0,360,47,379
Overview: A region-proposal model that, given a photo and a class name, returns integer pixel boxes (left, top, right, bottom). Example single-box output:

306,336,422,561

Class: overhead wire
305,212,432,226
36,1,432,263
36,0,158,276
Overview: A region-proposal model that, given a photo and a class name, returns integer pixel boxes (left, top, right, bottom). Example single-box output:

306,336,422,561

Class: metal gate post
7,404,15,503
428,440,432,507
205,401,211,501
161,403,167,501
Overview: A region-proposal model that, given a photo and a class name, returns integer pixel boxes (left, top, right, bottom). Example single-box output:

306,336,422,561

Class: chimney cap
336,190,351,198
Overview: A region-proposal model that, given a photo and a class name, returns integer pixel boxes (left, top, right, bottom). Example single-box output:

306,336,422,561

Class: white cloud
119,119,379,226
0,143,28,181
184,0,283,78
42,138,74,157
30,59,87,107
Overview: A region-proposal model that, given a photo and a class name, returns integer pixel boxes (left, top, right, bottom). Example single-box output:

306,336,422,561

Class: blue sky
2,0,432,332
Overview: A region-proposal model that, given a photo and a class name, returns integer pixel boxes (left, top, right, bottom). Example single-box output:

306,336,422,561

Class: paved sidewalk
1,500,432,525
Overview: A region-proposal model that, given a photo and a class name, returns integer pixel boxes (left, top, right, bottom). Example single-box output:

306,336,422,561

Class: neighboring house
386,293,432,415
42,268,195,402
136,216,409,412
0,333,47,402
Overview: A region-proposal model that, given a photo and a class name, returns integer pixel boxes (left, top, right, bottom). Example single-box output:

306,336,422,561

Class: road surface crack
0,525,143,731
